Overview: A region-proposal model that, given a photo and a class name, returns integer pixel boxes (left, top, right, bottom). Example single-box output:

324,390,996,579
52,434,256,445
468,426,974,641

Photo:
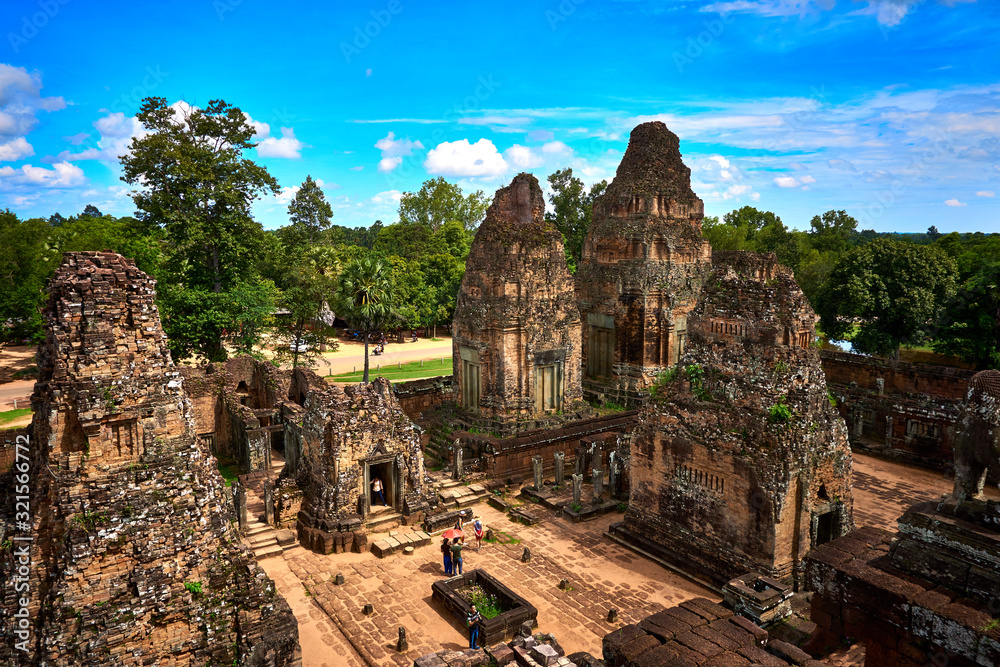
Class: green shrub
768,397,792,424
184,581,203,595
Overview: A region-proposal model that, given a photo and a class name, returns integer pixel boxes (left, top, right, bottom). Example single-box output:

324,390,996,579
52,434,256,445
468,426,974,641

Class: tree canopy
121,97,280,361
545,168,607,273
818,239,957,357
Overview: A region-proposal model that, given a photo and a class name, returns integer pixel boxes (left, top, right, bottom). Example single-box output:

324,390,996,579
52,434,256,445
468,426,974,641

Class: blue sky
0,0,997,233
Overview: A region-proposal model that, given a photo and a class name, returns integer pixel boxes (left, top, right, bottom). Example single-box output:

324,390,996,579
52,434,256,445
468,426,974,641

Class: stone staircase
431,476,490,509
241,466,296,560
425,422,454,468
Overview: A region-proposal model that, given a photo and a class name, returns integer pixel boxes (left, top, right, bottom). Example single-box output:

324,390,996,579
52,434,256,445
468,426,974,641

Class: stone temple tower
0,252,299,666
452,172,583,421
576,121,713,404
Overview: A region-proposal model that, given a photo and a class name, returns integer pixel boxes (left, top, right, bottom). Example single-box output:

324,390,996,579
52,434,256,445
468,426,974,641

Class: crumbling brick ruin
576,121,713,405
180,356,304,473
803,370,1000,666
821,349,976,474
285,373,431,552
453,172,583,421
611,251,854,587
0,252,299,666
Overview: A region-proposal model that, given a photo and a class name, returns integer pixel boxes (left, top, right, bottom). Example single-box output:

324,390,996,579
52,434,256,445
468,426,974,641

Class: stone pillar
554,452,565,486
234,482,247,533
608,453,620,499
572,474,582,504
264,481,275,526
593,468,604,502
532,455,543,491
453,441,463,480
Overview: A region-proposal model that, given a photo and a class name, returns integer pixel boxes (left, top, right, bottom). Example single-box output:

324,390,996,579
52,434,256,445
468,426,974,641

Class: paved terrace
258,452,999,667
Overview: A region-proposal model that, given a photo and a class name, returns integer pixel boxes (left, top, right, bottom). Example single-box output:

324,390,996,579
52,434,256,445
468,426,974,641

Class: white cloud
378,157,402,172
49,112,146,163
541,141,573,156
699,0,961,27
944,199,966,207
375,131,423,172
774,176,800,188
370,190,402,206
976,190,995,197
0,137,33,162
0,161,86,189
689,154,760,202
63,132,89,146
424,139,508,178
0,65,65,165
350,165,364,171
257,127,304,159
275,185,299,205
800,175,817,184
503,145,544,170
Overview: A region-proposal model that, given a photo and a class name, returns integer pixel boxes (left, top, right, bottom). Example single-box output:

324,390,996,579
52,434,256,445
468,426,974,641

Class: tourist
467,604,482,649
441,537,452,575
455,509,466,530
451,538,465,575
371,476,386,506
472,515,484,551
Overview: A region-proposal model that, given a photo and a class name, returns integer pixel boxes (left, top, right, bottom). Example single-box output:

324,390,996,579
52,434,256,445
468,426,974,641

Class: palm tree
334,254,394,382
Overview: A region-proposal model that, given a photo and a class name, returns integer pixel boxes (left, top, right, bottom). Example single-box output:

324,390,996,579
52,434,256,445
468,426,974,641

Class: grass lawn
0,408,31,426
216,456,240,487
328,357,452,383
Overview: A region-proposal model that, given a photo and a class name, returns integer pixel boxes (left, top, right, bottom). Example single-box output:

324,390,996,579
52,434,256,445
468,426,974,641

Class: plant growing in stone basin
460,583,507,619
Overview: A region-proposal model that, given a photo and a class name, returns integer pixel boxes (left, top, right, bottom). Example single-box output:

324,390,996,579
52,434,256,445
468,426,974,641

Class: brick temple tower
576,121,713,404
0,252,299,666
452,172,583,421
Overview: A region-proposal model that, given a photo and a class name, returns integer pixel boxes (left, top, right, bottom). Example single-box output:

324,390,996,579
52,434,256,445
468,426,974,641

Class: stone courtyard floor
258,452,1000,667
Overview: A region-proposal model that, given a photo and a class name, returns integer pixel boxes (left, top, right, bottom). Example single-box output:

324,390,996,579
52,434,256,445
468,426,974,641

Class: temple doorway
365,459,397,515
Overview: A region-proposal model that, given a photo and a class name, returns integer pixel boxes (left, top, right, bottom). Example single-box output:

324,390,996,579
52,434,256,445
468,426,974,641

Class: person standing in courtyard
455,509,466,530
467,604,482,649
442,537,452,575
451,537,465,575
371,476,386,506
473,515,484,551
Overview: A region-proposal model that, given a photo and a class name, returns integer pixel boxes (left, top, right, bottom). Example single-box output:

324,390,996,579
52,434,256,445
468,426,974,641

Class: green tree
271,258,339,370
398,177,488,232
121,97,280,361
722,206,782,241
278,175,333,249
0,211,56,342
809,210,858,254
932,261,1000,369
818,239,958,357
333,254,395,382
546,169,607,273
